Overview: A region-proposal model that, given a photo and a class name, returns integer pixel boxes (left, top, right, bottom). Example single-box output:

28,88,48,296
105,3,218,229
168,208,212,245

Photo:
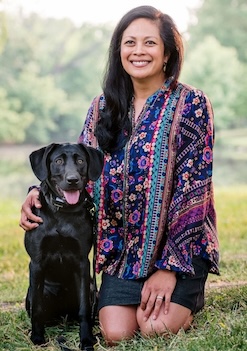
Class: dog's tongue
62,190,80,205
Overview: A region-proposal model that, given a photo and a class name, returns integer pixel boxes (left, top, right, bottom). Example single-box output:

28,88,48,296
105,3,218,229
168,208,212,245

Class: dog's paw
81,346,95,351
56,336,73,351
80,338,96,351
31,333,46,345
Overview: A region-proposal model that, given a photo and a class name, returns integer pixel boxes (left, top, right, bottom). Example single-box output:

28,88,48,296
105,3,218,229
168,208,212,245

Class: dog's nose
66,175,79,185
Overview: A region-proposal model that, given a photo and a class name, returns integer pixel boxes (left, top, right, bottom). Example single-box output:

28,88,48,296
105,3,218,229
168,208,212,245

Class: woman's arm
155,88,218,275
19,188,43,230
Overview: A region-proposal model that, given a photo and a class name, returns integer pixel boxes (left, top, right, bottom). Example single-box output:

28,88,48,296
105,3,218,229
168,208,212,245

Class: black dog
24,143,104,351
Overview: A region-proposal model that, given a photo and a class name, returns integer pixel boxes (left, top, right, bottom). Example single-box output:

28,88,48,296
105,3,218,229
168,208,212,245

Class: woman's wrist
28,185,41,193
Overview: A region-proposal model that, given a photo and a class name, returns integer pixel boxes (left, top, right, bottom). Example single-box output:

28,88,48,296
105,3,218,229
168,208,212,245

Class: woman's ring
156,296,164,300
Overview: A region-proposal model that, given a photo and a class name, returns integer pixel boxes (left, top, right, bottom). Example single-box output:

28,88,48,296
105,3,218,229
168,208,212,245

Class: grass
211,187,247,285
0,286,246,350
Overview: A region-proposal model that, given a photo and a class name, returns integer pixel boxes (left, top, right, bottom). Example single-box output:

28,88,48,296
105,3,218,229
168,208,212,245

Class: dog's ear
29,143,58,181
79,144,104,181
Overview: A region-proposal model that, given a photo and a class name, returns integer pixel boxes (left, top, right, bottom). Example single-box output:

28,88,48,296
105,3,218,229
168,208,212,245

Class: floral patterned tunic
78,78,219,280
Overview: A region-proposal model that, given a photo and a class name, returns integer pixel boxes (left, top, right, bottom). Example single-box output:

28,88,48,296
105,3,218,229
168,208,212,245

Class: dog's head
29,143,104,205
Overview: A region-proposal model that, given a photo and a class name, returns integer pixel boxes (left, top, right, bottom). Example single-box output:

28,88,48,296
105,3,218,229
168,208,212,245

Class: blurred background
0,0,247,201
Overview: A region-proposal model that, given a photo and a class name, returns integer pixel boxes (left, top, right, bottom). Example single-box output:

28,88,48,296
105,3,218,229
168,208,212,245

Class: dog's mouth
54,185,81,205
54,184,84,205
62,190,80,205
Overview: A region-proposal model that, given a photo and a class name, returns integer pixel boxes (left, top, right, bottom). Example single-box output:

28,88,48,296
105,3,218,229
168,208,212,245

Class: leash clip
53,197,66,209
88,202,96,220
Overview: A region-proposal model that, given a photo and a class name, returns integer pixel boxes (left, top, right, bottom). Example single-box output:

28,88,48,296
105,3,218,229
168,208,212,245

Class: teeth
132,61,148,66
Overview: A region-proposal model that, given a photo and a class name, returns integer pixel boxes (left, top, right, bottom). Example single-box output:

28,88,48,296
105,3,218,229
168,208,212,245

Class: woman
20,5,219,346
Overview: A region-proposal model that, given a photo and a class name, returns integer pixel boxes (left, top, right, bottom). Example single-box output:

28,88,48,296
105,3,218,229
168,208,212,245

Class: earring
163,62,167,72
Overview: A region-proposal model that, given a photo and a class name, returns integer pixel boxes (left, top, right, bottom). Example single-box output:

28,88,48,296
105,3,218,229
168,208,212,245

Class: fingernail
152,315,157,320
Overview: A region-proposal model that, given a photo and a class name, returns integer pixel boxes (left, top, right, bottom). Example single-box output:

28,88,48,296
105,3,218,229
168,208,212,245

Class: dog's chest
25,216,92,266
42,233,81,268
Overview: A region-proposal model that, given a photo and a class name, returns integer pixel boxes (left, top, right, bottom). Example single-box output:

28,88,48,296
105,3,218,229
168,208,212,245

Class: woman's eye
146,40,155,45
125,40,135,45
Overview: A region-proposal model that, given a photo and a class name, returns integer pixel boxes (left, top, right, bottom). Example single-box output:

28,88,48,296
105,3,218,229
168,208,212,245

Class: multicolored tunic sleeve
78,79,219,280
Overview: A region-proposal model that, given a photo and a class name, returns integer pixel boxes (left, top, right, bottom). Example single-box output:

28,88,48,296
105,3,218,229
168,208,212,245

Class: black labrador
24,143,104,351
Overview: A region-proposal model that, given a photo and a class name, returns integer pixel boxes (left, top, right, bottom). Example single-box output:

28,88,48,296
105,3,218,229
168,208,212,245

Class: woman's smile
131,60,150,67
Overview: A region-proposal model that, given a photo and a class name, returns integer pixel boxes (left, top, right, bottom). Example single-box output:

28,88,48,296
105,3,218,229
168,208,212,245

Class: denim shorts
98,257,209,314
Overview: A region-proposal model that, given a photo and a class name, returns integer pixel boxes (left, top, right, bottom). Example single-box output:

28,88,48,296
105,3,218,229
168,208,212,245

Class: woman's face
120,18,167,84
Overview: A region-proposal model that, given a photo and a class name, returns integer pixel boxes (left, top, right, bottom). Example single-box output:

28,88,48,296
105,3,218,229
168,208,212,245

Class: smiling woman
20,4,219,348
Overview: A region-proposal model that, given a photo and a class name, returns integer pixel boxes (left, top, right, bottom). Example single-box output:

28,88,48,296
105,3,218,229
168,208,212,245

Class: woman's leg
137,301,193,336
136,257,208,336
99,305,139,346
99,302,192,344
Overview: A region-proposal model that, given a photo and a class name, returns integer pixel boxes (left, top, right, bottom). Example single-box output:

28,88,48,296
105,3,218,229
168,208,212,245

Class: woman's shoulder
177,81,210,102
175,81,214,128
92,93,105,110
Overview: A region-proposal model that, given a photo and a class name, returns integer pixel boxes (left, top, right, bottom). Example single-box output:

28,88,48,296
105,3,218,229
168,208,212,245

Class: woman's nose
133,43,145,55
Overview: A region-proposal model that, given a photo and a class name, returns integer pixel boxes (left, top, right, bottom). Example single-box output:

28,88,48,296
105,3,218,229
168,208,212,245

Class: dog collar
42,180,96,219
52,194,96,220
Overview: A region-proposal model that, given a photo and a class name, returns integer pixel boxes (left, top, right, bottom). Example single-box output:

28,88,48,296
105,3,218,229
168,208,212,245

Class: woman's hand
19,188,43,231
140,269,177,321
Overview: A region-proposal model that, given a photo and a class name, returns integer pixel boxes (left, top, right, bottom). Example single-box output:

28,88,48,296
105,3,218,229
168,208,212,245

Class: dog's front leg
29,262,46,345
78,259,95,351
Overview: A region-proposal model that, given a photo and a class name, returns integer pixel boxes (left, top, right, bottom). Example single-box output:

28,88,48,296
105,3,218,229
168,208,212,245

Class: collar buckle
53,196,66,209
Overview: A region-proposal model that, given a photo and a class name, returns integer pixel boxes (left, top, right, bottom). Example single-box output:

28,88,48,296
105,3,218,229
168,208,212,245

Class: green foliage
0,88,33,143
182,0,247,131
1,1,247,143
0,10,7,54
9,65,69,143
181,36,246,130
188,0,247,64
0,13,112,144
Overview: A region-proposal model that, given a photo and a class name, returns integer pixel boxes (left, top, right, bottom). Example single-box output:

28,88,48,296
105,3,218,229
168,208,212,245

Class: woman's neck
132,76,165,101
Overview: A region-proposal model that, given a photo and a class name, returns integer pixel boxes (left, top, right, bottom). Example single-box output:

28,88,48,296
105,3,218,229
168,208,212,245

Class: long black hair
95,5,184,153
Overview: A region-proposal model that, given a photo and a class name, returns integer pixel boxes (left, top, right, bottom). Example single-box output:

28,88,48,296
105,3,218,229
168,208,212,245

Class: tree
0,12,112,144
188,0,247,63
181,36,246,130
0,88,33,143
183,0,247,131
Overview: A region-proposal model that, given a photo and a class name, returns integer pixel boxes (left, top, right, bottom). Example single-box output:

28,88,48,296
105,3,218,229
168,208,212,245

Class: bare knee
100,327,134,346
137,303,193,336
100,320,136,346
139,315,193,336
99,305,138,346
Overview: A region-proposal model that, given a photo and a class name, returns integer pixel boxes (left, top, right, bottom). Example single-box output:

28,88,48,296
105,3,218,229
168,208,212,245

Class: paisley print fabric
78,78,219,279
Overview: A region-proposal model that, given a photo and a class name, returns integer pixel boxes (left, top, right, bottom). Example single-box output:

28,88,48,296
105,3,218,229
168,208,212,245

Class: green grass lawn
0,285,246,351
0,186,246,350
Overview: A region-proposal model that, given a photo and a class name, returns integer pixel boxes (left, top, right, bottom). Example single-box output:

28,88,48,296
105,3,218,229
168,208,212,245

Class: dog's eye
77,159,84,165
55,158,63,165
